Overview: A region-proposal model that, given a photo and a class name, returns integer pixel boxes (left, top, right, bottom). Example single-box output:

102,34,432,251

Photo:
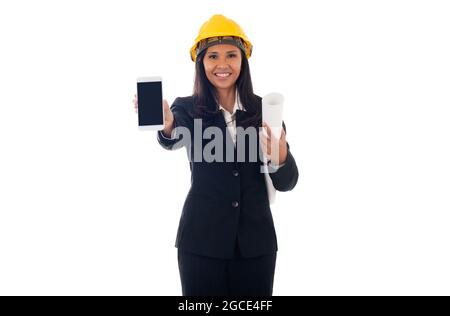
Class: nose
216,56,230,68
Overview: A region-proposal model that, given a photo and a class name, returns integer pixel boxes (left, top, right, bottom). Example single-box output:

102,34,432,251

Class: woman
134,14,299,296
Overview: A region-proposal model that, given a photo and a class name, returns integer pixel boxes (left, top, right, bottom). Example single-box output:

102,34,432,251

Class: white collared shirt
218,91,244,146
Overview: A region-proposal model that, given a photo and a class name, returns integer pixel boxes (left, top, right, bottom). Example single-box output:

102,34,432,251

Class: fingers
260,123,286,163
133,94,138,113
263,122,272,139
163,100,172,118
163,99,169,111
262,122,274,147
280,127,286,142
259,132,271,157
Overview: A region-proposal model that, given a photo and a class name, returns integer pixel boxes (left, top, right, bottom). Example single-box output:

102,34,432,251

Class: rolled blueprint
262,92,284,139
261,92,284,205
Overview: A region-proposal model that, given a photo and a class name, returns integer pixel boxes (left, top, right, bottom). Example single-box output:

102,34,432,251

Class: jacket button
232,201,239,208
232,170,239,177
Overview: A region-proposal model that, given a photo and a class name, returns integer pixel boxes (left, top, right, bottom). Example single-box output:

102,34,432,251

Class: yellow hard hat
190,14,253,62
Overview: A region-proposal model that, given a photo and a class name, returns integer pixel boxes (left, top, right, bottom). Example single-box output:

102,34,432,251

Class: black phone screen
137,80,163,126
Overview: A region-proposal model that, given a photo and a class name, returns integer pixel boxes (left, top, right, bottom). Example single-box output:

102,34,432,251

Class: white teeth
215,73,231,77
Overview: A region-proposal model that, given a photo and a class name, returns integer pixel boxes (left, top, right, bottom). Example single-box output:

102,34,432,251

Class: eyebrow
207,50,239,54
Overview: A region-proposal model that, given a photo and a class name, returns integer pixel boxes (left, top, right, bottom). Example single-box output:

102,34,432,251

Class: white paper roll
261,92,284,205
262,92,284,140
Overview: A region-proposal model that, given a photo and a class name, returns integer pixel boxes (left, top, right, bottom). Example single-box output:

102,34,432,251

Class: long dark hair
191,49,261,128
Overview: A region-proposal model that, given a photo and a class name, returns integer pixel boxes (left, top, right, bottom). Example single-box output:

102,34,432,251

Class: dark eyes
208,53,237,59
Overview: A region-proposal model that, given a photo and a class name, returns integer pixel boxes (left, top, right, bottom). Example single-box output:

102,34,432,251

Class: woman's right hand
133,94,175,138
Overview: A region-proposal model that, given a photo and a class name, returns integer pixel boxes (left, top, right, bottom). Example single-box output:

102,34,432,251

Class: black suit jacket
157,96,299,259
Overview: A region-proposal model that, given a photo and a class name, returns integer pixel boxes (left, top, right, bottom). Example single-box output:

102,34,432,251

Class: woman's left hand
260,122,288,166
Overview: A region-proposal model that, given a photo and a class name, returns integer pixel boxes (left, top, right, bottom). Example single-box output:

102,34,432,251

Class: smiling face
203,44,242,93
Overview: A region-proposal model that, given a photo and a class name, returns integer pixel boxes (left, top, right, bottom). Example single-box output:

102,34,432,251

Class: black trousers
177,243,277,296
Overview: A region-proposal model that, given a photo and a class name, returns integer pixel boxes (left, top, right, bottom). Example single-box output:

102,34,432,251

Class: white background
0,0,449,295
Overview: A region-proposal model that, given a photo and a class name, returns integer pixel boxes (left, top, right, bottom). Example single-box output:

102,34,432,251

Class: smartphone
137,76,164,130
